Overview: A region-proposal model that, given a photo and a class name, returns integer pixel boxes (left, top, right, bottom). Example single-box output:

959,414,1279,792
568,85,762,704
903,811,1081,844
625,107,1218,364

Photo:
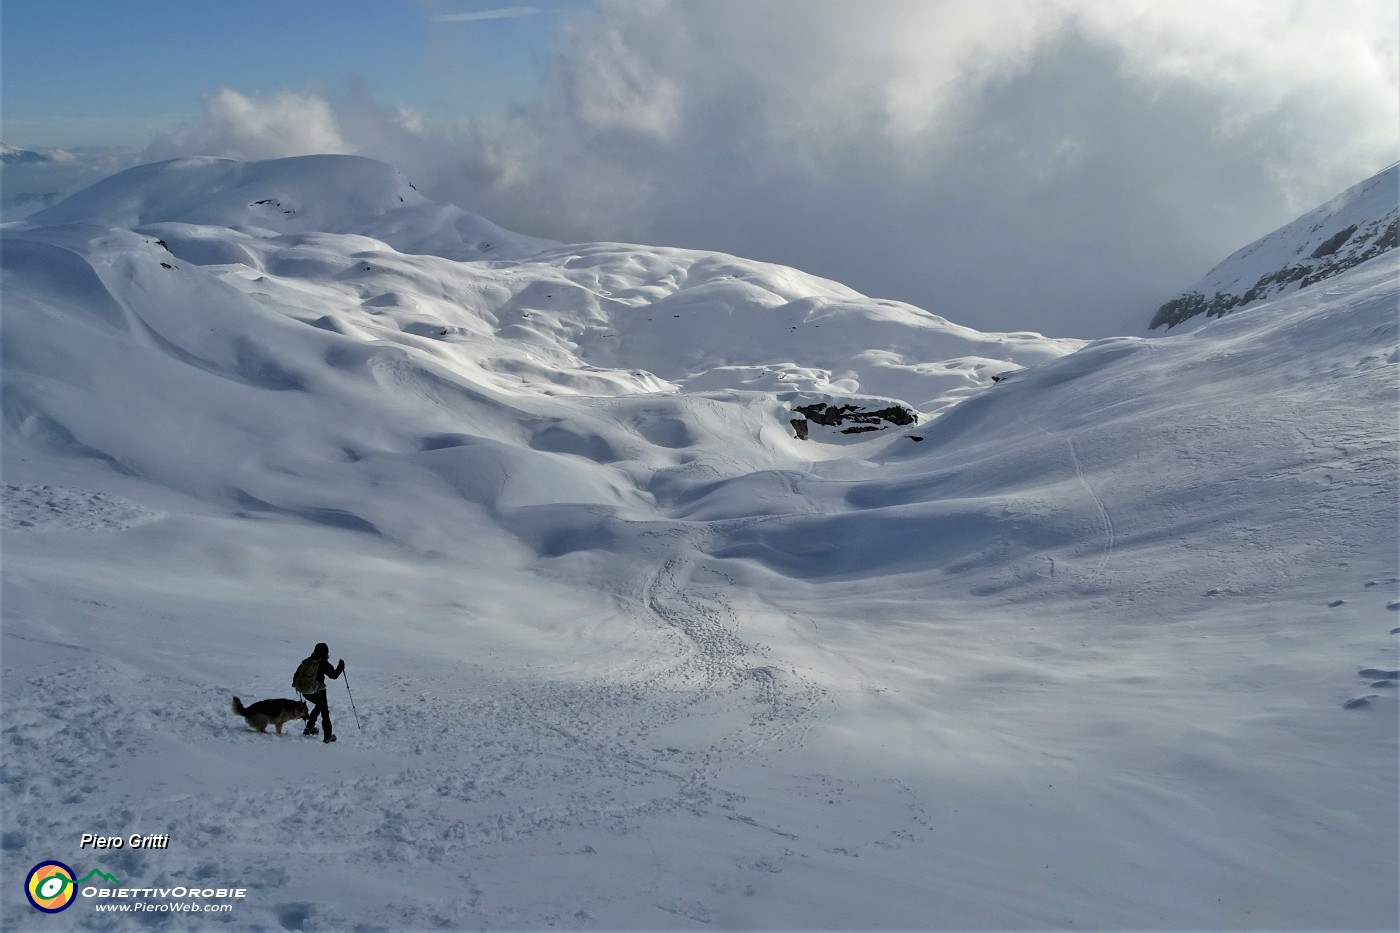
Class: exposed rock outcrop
1150,164,1398,330
789,401,917,439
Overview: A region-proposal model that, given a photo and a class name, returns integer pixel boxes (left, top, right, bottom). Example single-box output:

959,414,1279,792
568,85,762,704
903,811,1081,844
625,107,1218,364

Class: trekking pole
342,667,362,731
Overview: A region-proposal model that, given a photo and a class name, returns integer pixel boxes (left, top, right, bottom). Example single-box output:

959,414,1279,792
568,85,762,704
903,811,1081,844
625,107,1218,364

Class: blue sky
2,1,589,147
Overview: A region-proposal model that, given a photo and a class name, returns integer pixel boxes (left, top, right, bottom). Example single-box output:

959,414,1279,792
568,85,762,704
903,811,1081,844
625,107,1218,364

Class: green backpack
292,657,321,697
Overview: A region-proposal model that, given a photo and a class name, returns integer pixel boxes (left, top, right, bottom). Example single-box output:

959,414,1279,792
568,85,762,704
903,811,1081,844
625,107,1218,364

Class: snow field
2,155,1396,929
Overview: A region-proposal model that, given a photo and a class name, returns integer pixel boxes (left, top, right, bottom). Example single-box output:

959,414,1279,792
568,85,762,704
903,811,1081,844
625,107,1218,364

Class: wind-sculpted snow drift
2,155,1396,930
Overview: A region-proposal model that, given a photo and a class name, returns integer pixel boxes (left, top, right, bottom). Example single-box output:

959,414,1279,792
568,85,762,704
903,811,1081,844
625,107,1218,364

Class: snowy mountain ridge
0,142,75,165
2,155,1396,930
17,155,1078,429
1151,161,1398,329
25,154,556,263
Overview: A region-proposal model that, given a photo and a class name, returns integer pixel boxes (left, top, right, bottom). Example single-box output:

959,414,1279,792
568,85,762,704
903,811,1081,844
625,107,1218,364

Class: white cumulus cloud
147,89,353,162
146,0,1400,337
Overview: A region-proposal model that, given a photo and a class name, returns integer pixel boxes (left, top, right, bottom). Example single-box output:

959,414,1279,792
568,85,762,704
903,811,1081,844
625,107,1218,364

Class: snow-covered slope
3,156,1396,930
1151,162,1398,330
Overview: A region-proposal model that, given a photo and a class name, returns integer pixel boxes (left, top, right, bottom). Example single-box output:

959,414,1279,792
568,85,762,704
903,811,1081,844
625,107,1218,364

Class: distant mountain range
1151,162,1398,330
0,143,75,165
0,144,142,223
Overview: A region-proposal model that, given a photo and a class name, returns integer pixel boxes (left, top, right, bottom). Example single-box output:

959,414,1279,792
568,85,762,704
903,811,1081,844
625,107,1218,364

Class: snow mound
1151,162,1398,329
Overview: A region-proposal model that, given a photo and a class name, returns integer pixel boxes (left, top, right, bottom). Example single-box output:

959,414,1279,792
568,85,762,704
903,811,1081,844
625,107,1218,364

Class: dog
231,696,309,734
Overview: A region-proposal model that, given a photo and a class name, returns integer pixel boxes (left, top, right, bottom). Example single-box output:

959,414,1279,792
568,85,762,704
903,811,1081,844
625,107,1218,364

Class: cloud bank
146,0,1399,336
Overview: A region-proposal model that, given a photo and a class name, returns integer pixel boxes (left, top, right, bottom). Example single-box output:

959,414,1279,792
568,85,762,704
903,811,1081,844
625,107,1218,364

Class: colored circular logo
25,861,76,913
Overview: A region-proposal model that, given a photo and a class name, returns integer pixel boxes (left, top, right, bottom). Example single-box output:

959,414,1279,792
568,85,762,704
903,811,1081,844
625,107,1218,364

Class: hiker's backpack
292,657,321,697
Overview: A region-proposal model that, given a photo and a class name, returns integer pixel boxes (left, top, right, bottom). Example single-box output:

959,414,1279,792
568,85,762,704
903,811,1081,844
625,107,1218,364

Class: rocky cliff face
1151,163,1398,330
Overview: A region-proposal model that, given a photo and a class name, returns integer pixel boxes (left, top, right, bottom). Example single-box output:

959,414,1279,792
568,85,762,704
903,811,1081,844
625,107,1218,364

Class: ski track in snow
1065,437,1115,572
634,525,835,764
1016,418,1115,572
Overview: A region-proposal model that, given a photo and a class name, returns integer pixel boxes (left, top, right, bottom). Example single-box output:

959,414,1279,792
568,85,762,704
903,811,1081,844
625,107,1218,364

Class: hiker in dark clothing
298,642,344,743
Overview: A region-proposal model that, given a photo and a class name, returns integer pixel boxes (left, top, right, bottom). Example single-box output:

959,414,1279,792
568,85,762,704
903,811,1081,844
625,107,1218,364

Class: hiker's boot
323,733,337,744
304,724,319,736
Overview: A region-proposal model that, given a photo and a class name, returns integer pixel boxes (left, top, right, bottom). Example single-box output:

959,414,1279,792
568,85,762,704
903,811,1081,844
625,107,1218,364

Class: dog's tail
231,696,246,716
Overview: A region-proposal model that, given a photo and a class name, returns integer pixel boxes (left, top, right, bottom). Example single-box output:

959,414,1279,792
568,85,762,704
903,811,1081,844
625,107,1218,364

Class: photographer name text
80,833,171,850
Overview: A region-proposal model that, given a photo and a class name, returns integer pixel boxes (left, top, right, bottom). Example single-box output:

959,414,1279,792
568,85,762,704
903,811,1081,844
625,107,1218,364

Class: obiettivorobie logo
24,859,245,915
24,861,121,913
